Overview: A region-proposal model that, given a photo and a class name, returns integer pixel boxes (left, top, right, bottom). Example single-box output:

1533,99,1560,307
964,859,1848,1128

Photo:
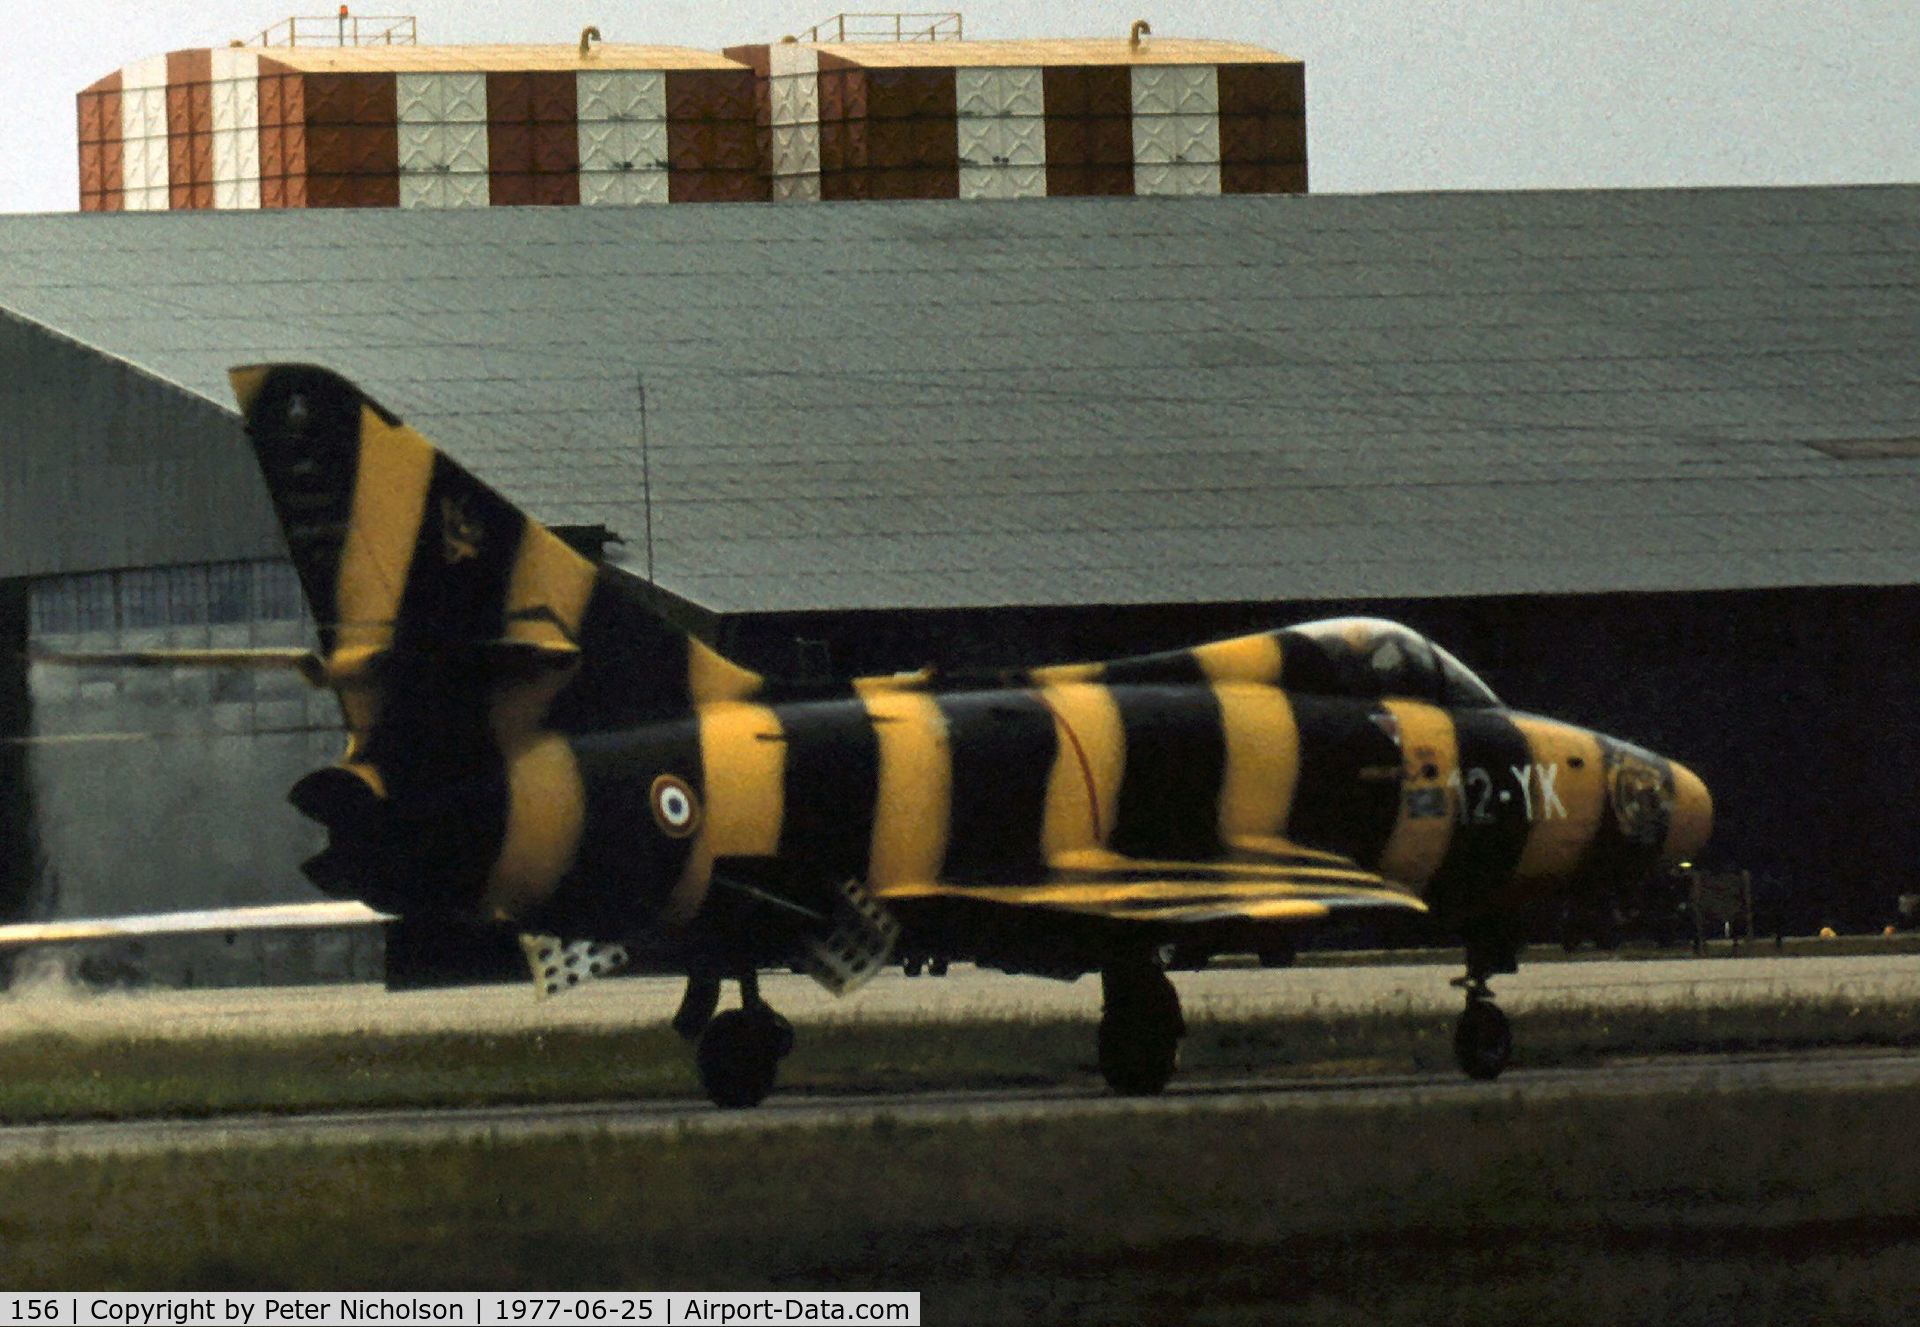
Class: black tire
1453,1000,1513,1081
1097,1014,1180,1095
696,1009,784,1109
1097,963,1185,1096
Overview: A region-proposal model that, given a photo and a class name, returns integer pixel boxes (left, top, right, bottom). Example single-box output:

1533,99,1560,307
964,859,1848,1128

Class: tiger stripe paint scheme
652,677,1701,932
231,364,1711,1006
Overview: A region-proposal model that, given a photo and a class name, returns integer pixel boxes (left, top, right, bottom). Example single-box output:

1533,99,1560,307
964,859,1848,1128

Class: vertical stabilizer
229,363,761,914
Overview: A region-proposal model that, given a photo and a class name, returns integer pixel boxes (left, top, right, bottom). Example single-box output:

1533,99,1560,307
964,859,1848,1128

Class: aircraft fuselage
505,678,1710,963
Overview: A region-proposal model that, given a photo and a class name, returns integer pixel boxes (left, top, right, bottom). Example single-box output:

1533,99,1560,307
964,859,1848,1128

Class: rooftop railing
244,12,418,47
796,12,963,43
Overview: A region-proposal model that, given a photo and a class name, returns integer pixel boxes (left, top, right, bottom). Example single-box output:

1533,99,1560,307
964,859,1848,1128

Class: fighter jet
13,364,1713,1108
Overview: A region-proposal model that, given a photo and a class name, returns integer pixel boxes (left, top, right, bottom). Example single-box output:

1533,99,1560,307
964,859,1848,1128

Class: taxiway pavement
4,1047,1919,1161
0,949,1915,1042
2,952,1916,1159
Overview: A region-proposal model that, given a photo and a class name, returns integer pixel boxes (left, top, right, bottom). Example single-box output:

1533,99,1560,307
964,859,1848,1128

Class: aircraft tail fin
228,362,752,764
231,363,595,687
229,363,761,730
228,364,761,909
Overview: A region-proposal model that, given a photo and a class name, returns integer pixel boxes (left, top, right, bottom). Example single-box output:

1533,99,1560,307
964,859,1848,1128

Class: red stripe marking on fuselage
1030,687,1103,845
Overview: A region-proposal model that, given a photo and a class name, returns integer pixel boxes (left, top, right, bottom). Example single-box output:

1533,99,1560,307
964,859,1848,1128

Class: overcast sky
1,0,1914,213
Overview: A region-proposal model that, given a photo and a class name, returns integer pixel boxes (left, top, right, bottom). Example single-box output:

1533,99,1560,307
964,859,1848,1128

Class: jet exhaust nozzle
288,765,397,905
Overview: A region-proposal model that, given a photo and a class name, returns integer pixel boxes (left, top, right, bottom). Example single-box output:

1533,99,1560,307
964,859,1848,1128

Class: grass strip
0,994,1917,1122
6,1082,1920,1324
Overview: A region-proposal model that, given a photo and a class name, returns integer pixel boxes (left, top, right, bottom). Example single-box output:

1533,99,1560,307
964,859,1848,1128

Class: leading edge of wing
0,901,393,948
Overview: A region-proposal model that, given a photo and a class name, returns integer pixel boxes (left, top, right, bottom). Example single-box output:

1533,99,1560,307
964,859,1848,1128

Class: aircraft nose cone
1663,762,1713,865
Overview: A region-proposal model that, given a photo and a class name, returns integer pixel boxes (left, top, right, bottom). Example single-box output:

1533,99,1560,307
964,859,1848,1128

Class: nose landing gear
1450,977,1513,1081
1447,921,1518,1080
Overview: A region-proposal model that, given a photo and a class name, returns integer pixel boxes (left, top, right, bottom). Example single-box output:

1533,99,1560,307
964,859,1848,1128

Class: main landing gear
675,972,794,1109
1098,958,1187,1095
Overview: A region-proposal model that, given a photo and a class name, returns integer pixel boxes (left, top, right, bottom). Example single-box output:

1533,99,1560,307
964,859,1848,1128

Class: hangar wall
24,561,337,920
0,582,38,926
0,308,322,980
6,560,372,986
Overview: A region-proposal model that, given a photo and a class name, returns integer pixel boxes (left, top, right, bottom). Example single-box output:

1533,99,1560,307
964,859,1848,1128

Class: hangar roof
0,187,1916,613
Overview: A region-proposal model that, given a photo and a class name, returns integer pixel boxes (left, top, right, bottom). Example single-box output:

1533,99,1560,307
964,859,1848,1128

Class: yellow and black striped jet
54,364,1715,1108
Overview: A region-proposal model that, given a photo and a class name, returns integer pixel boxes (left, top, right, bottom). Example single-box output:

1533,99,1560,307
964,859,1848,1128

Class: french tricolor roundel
649,773,701,838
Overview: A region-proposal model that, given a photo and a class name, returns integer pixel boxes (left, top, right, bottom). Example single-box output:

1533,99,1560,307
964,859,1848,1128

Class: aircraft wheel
696,1008,790,1109
1097,963,1185,1096
1453,1000,1513,1081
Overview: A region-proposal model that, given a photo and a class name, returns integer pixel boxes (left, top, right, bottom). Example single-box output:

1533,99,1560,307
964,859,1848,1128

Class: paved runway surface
3,950,1918,1042
5,1047,1920,1161
0,953,1915,1159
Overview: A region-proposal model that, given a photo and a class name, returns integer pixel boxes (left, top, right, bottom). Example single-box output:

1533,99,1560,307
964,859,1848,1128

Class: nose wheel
1097,959,1187,1096
1450,979,1513,1081
677,971,794,1109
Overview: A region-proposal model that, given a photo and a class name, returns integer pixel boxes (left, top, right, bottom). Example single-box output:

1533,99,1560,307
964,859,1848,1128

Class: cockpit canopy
1278,618,1503,709
1078,616,1506,708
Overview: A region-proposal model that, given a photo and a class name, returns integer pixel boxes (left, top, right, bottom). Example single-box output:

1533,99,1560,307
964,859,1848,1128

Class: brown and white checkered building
77,37,1306,211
